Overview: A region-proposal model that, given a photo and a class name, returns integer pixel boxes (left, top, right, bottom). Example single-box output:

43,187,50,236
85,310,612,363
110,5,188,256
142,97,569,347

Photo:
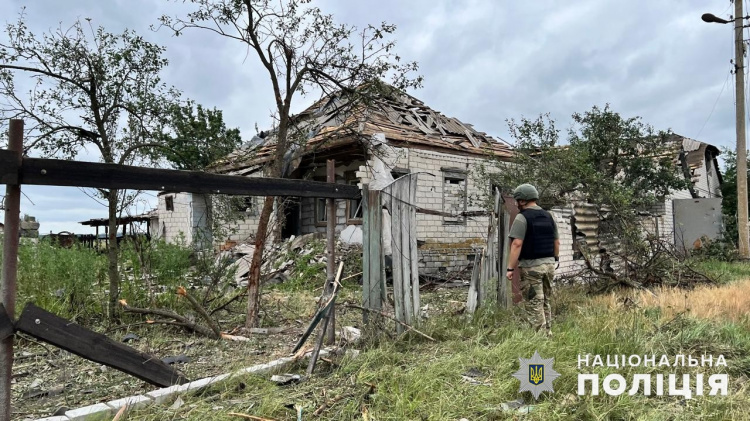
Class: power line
695,70,731,140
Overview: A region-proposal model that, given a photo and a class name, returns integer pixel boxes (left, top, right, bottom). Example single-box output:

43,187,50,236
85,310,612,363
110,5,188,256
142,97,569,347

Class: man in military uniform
506,184,559,335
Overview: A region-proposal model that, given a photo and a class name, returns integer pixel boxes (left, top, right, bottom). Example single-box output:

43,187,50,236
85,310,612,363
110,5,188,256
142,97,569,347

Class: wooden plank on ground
0,150,358,199
0,305,12,340
15,303,187,387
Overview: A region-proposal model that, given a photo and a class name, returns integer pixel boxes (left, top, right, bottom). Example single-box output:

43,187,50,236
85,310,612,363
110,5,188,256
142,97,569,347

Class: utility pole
734,0,750,258
703,4,750,256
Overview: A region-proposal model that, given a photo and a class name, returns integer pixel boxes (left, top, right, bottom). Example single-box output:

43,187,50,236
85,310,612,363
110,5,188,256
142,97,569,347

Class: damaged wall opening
442,168,467,225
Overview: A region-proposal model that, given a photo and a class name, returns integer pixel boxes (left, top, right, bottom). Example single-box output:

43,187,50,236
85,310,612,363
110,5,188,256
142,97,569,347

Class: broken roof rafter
216,85,512,173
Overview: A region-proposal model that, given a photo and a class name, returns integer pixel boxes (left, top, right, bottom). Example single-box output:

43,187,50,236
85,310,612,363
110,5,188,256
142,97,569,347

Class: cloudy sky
0,0,741,233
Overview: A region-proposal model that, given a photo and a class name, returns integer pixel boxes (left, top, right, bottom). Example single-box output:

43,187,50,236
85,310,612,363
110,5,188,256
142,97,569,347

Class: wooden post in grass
325,159,336,344
0,119,23,421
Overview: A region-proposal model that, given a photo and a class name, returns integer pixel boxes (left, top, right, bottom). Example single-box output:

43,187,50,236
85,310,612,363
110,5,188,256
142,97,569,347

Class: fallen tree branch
112,405,127,421
178,286,222,338
313,391,356,416
579,246,642,292
342,304,436,342
210,288,247,316
118,300,218,339
340,271,363,282
227,413,278,421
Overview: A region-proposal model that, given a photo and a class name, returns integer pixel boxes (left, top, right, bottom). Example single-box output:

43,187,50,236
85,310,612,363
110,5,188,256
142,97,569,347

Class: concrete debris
170,396,185,410
270,373,302,385
341,326,362,343
234,243,256,257
224,232,362,289
230,256,252,287
339,225,363,245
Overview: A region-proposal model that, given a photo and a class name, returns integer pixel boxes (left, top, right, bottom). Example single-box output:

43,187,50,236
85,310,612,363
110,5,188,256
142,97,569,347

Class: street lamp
702,8,750,258
701,13,731,24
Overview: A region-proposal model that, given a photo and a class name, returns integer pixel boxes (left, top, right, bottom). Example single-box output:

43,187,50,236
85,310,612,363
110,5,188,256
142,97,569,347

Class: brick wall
155,192,197,246
353,145,501,274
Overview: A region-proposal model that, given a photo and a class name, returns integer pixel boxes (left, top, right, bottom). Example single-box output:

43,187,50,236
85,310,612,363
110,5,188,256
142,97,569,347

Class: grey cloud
2,0,742,232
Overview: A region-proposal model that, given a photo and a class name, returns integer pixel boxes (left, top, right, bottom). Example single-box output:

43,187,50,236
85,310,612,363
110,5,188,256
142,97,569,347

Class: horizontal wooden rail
0,149,359,199
15,303,187,387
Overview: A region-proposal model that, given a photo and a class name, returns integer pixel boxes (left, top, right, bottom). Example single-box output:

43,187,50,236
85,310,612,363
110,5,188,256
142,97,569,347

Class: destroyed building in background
150,87,725,279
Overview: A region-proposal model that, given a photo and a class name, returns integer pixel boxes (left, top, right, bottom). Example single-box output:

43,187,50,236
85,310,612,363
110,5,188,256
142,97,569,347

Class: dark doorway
282,198,301,239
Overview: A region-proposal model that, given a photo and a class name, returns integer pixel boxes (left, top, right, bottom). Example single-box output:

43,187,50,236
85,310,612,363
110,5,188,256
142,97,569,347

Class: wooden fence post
1,119,23,421
325,160,336,344
361,185,383,324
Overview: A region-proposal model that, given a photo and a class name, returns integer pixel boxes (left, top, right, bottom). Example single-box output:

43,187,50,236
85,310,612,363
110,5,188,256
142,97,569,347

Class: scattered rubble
340,326,361,343
226,232,363,289
270,373,302,385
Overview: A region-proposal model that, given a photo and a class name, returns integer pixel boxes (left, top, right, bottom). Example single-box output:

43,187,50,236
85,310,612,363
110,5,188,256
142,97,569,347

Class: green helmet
513,183,539,201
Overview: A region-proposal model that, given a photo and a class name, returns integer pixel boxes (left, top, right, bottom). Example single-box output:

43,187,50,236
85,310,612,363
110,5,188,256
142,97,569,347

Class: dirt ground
10,286,466,421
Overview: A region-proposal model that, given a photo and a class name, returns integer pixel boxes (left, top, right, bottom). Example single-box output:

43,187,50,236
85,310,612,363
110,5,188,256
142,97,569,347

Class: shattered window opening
346,178,363,224
315,198,327,226
442,169,467,225
165,196,174,212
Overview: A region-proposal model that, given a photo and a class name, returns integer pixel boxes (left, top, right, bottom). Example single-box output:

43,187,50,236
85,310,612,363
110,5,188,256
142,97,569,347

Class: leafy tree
160,0,422,328
487,113,584,208
492,105,689,212
0,14,180,318
158,100,246,249
568,105,690,211
158,100,242,171
488,105,692,289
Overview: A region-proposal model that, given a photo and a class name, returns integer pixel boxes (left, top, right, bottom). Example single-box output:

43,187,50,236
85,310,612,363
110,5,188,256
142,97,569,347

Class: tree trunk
245,195,275,328
107,189,121,320
245,113,288,328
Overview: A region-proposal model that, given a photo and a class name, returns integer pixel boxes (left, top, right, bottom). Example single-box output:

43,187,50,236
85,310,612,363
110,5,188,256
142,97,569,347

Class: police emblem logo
529,364,544,385
512,350,560,399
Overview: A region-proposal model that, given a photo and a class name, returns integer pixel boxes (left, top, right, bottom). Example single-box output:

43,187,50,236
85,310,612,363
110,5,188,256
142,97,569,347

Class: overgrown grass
15,239,107,322
121,261,750,421
7,241,750,420
8,237,197,323
119,237,194,310
694,259,750,284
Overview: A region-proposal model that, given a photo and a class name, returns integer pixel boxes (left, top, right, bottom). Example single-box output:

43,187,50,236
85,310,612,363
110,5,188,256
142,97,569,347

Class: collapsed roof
215,86,512,174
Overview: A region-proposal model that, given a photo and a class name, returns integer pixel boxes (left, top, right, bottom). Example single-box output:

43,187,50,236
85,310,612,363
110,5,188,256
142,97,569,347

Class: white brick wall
154,192,201,246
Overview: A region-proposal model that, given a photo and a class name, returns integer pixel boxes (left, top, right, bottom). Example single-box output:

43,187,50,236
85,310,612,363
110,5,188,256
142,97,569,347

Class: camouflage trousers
519,263,555,333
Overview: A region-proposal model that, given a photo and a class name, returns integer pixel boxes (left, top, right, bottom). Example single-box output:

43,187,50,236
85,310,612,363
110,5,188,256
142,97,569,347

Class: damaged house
152,86,724,279
162,87,514,275
554,135,724,276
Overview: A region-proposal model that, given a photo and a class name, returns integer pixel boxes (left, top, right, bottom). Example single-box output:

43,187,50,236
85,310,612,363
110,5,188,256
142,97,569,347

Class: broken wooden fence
467,188,501,313
0,119,361,421
361,185,385,324
382,173,421,331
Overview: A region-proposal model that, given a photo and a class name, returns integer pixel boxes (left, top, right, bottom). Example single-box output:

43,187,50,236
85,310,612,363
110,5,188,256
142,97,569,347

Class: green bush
119,237,193,309
15,239,107,322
